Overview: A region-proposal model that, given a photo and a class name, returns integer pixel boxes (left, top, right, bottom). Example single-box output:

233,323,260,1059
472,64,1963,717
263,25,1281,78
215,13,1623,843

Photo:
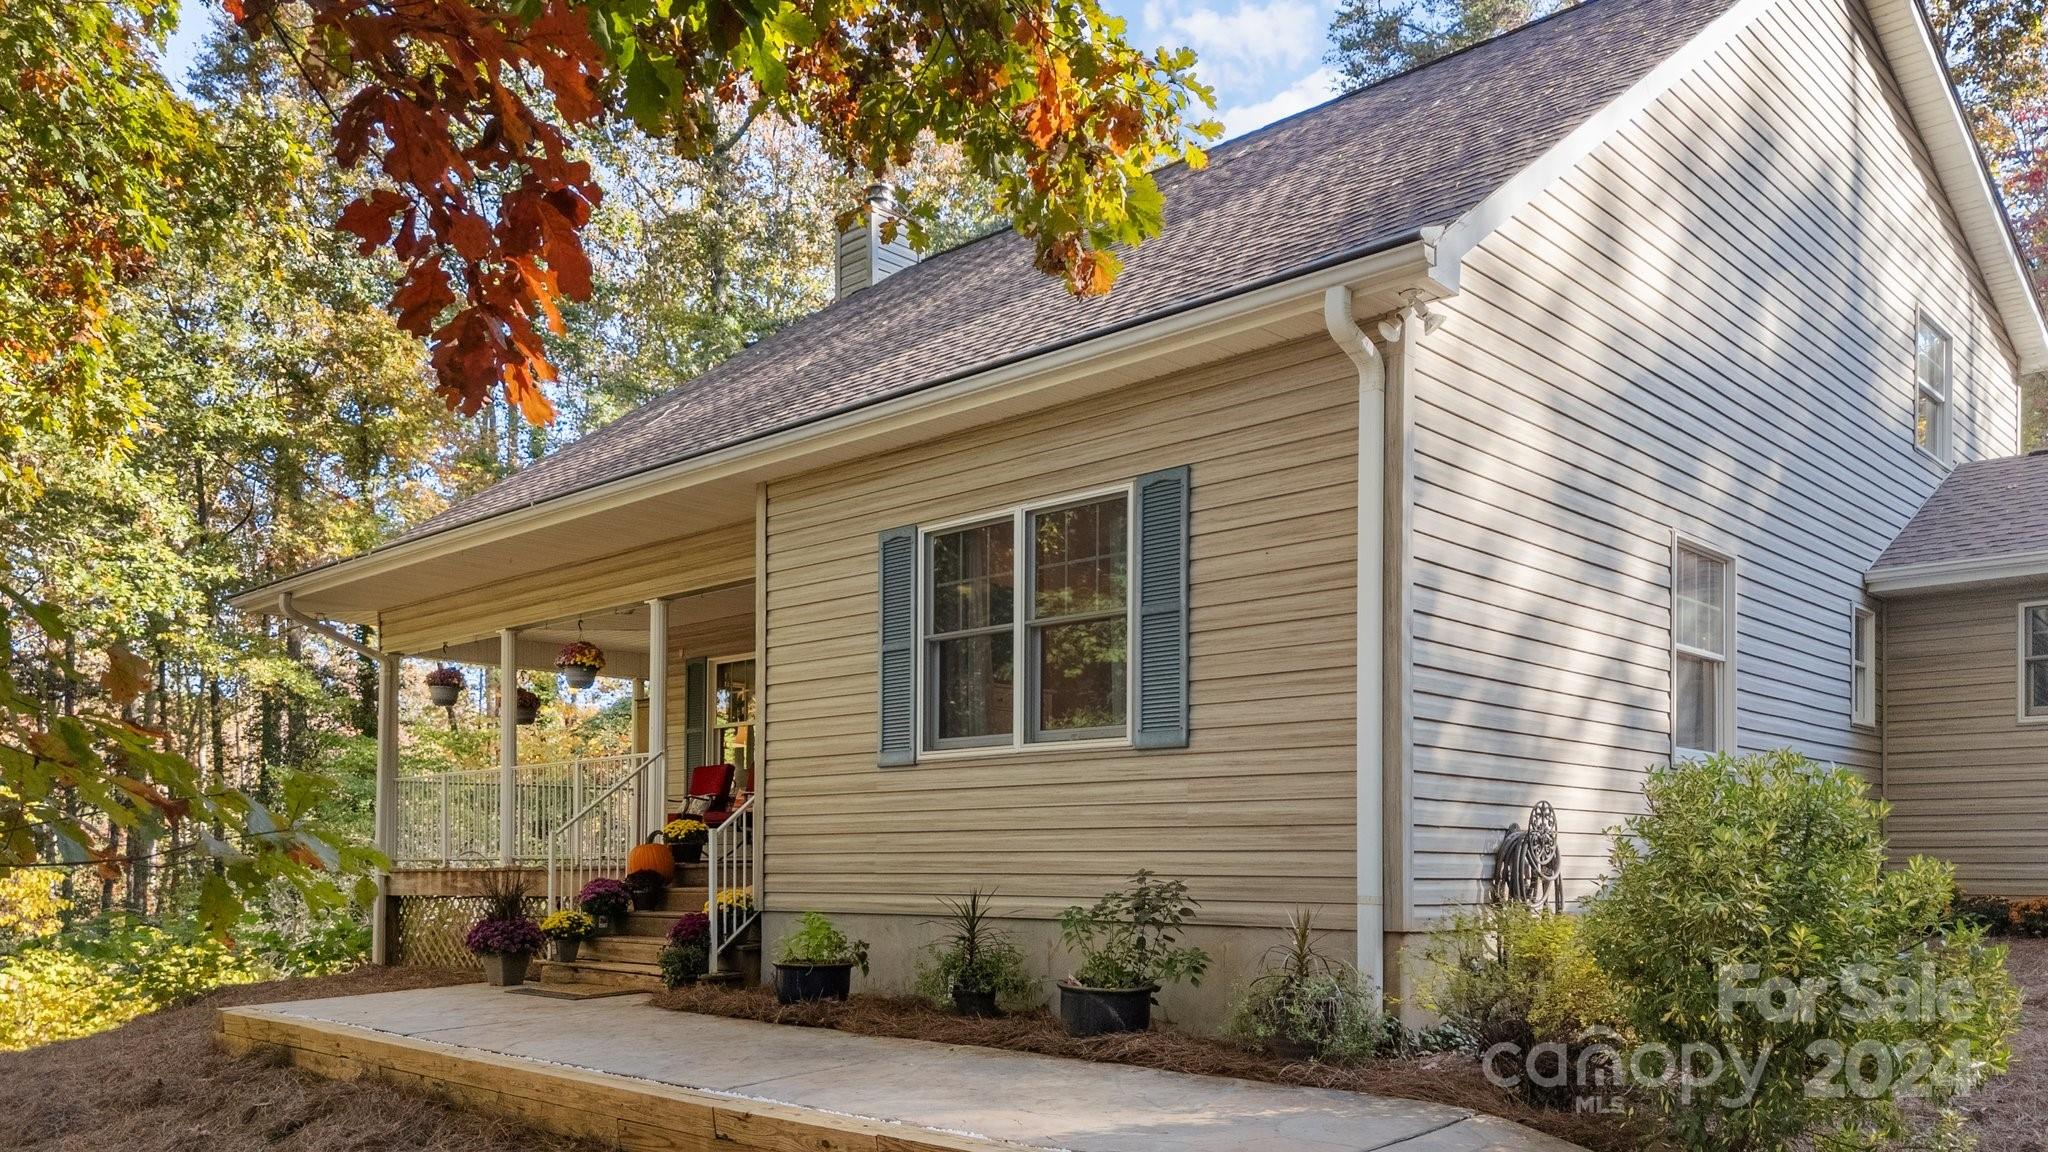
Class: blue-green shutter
683,657,710,767
1133,466,1191,749
878,526,917,766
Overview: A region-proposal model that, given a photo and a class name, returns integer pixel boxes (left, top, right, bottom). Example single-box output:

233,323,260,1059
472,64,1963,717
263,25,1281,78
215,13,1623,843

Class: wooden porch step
582,935,665,965
536,957,665,992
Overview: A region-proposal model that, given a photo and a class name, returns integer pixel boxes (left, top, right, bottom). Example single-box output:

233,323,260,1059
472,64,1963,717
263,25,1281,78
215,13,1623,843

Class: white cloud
1147,0,1327,93
1217,66,1340,138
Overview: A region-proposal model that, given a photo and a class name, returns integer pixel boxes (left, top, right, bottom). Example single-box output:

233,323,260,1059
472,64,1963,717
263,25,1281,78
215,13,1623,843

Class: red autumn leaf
392,260,455,336
336,190,406,253
446,211,494,261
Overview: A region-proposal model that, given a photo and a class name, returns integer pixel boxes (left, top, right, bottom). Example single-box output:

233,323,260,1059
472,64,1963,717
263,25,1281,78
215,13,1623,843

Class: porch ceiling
424,583,754,677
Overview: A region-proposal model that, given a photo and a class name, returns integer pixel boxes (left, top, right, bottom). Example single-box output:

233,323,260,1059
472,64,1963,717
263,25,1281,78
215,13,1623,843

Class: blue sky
159,2,1342,139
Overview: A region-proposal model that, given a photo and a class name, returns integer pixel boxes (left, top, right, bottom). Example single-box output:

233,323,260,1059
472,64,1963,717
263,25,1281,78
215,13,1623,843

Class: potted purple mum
465,870,544,986
576,876,632,933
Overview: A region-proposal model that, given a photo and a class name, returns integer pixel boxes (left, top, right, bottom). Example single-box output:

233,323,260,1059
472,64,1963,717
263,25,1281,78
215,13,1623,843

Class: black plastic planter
628,887,662,912
774,961,854,1004
1058,982,1156,1036
951,986,999,1018
669,840,704,865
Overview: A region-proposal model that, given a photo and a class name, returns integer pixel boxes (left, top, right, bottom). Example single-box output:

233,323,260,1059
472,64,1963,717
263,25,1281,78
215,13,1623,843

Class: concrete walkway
232,985,1583,1152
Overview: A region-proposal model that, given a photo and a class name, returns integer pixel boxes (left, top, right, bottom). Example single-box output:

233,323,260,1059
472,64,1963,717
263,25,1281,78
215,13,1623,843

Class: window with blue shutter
878,468,1190,758
877,526,918,765
1133,466,1191,749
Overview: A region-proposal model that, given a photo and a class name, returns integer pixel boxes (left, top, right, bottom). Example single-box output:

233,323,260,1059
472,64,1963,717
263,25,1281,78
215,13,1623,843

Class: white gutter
1866,549,2048,595
1324,286,1388,1007
232,236,1443,614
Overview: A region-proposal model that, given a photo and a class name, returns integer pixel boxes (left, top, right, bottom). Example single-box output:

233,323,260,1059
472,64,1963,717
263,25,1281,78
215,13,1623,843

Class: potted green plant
1227,908,1384,1060
464,871,543,986
1057,870,1210,1036
555,640,605,689
513,685,540,724
660,912,711,987
425,664,465,707
773,911,869,1004
662,817,709,864
576,876,631,933
914,888,1039,1017
539,908,596,963
625,868,668,912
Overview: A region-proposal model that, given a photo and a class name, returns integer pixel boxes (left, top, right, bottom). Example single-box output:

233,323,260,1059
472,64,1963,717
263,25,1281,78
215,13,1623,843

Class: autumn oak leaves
225,0,1218,425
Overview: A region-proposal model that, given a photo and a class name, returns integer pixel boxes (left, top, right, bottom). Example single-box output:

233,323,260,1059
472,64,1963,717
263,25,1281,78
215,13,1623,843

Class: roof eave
1866,549,2048,595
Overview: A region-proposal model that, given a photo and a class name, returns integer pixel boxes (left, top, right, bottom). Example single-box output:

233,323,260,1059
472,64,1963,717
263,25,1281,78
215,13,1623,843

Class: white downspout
277,593,397,964
1323,286,1387,1006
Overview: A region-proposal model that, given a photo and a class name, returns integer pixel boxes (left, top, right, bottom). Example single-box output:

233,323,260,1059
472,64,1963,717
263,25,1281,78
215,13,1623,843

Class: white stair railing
545,752,664,910
706,793,758,974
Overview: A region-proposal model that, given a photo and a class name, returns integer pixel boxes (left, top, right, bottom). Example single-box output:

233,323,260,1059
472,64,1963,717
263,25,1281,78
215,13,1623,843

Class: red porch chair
673,763,735,824
702,788,752,829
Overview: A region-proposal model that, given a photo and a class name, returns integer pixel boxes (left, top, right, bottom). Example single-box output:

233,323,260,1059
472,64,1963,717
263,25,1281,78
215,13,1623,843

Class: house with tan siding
236,0,2048,1025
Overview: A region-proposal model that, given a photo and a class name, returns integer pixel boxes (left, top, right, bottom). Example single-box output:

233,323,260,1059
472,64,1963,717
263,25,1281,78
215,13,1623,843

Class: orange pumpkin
627,841,674,882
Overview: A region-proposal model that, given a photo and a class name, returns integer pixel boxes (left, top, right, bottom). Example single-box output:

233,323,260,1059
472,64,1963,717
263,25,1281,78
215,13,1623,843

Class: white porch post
645,599,669,837
499,628,518,866
372,652,400,964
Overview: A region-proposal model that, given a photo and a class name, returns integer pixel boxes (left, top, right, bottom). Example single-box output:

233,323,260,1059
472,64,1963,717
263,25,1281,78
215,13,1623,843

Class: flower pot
1058,982,1156,1036
670,840,705,865
774,961,854,1004
561,665,597,689
481,952,531,987
515,704,537,725
428,683,461,707
550,938,580,963
629,887,663,912
951,986,1000,1018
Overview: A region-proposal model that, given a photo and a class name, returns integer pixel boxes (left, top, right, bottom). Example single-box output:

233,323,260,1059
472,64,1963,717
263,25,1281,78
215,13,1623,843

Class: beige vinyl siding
1884,586,2048,896
762,338,1358,929
1406,0,2021,916
379,522,754,654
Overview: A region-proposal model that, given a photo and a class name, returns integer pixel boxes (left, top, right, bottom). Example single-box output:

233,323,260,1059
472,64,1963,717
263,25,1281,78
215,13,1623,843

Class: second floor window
1851,607,1877,727
1915,316,1952,461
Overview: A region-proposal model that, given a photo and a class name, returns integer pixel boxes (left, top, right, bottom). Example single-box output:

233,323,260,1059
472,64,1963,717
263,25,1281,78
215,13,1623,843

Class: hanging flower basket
425,665,465,707
514,686,541,725
556,641,605,689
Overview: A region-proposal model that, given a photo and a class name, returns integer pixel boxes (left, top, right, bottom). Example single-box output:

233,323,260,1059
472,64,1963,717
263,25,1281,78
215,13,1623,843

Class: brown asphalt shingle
1870,453,2048,572
400,0,1738,545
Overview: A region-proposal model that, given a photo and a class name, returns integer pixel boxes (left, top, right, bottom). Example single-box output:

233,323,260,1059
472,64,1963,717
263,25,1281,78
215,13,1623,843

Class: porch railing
393,754,648,867
545,751,666,910
707,793,758,973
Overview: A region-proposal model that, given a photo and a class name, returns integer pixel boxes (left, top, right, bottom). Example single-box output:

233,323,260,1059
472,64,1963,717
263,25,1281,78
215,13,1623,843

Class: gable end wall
1406,0,2022,918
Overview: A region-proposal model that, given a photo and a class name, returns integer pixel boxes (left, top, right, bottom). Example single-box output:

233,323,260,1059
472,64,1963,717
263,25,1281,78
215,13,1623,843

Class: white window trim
706,651,757,773
1913,311,1954,465
1850,605,1878,730
913,481,1138,760
1670,533,1737,760
2015,600,2048,724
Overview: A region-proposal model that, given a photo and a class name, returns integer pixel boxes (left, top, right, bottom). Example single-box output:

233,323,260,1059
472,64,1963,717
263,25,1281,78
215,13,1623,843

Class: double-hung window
2019,602,2048,721
710,656,757,788
1851,607,1877,728
1915,316,1952,461
1672,540,1734,757
923,489,1131,751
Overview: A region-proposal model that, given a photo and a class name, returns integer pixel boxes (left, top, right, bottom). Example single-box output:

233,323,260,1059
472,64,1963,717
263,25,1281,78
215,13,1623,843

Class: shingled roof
1870,454,2048,576
399,0,1738,545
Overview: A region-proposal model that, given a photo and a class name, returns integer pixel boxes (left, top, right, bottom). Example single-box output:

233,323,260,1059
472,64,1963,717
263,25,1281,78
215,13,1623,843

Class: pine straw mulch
649,983,1645,1152
1949,937,2048,1152
0,966,606,1152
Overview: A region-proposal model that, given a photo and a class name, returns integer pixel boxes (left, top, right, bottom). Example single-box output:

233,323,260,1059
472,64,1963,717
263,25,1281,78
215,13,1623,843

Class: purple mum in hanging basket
577,876,632,920
425,666,466,688
667,911,710,947
464,916,544,956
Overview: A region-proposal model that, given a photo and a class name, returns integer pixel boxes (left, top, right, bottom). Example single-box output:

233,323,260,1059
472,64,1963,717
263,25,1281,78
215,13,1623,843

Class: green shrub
659,942,708,987
776,911,868,973
1058,870,1209,991
0,914,273,1051
912,889,1040,1010
1583,751,2020,1152
1227,909,1389,1061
